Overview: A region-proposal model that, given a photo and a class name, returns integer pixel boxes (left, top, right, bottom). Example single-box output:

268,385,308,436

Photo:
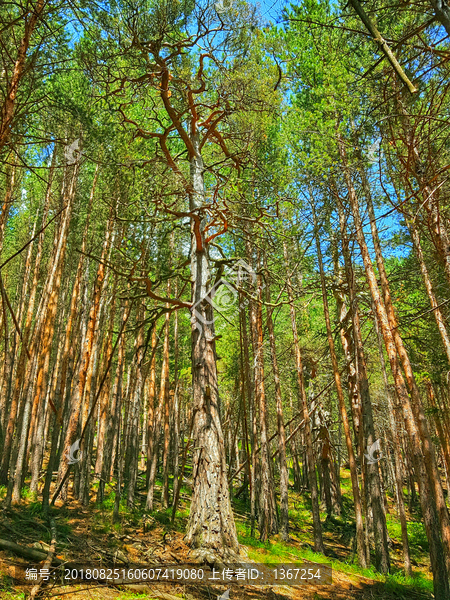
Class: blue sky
255,0,290,23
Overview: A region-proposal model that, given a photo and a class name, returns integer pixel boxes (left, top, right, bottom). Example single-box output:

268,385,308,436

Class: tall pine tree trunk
363,164,450,569
407,218,450,365
184,131,239,558
146,316,169,511
264,252,289,541
373,302,412,576
0,0,47,152
11,161,77,503
337,130,448,597
57,206,111,500
313,207,366,567
283,241,324,554
249,250,277,541
0,158,54,484
145,323,157,488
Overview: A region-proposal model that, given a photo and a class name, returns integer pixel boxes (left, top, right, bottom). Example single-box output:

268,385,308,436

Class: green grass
385,512,429,558
232,474,434,597
2,469,434,598
236,520,433,594
91,481,190,538
0,574,15,594
0,572,27,600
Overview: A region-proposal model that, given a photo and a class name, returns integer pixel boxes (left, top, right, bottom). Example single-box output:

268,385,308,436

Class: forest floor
0,469,435,600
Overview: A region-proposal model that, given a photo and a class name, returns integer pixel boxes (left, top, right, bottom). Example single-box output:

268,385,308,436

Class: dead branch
0,537,61,564
348,0,417,94
30,517,57,598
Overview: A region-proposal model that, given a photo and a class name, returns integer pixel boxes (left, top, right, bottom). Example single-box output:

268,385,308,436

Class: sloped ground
0,470,435,600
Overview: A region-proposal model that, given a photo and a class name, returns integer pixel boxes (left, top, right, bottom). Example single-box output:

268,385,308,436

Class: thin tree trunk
97,305,126,503
373,302,412,577
58,205,111,499
335,191,389,572
12,162,78,503
0,167,16,428
0,0,47,152
146,313,169,511
94,275,117,480
0,166,15,259
145,323,157,488
337,130,448,597
244,236,258,536
427,381,450,487
407,218,450,365
283,241,324,554
362,162,450,569
162,284,172,509
239,297,255,531
264,251,289,541
5,354,37,507
126,308,145,507
313,207,366,566
172,297,181,503
0,157,54,484
348,0,416,93
251,250,278,541
428,0,450,40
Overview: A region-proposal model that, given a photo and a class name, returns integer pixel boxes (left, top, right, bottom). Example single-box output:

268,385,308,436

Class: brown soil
0,498,431,600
